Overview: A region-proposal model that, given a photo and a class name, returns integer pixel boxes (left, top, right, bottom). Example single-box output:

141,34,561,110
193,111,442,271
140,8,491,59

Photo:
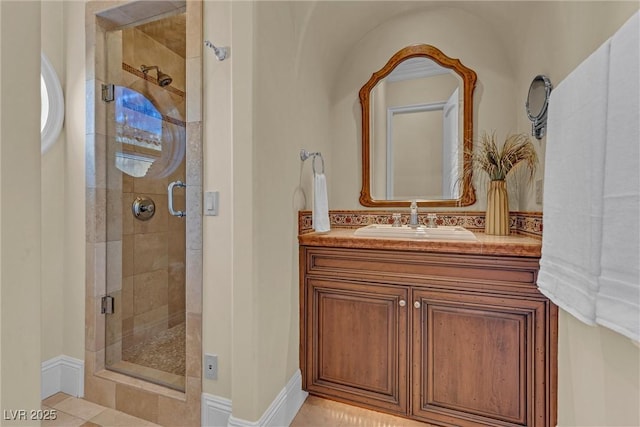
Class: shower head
156,70,172,87
140,65,173,87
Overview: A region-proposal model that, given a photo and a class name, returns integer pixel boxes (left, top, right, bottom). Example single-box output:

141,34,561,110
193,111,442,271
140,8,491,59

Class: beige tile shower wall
125,29,186,93
118,25,187,355
122,162,187,354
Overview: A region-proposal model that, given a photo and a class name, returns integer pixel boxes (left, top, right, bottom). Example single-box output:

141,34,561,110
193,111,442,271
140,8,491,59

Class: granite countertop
298,228,541,258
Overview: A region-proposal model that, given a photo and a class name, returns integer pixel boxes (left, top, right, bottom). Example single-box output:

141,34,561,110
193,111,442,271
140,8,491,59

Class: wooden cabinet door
411,289,550,427
304,278,409,415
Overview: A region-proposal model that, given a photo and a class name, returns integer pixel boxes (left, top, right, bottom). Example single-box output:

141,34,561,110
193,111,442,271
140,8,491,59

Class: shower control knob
132,196,156,221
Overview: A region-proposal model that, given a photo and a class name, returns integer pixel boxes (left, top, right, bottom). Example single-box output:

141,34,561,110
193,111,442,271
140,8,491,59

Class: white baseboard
202,369,308,427
202,393,233,427
41,355,84,400
42,355,305,426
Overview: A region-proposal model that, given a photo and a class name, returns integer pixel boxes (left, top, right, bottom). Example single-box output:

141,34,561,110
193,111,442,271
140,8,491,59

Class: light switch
204,191,219,216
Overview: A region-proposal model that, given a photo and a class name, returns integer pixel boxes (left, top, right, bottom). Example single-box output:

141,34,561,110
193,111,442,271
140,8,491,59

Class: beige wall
511,1,640,211
63,0,86,362
247,2,640,424
330,5,516,210
202,0,233,400
0,1,42,422
559,313,640,426
229,0,258,418
41,0,66,363
211,1,320,419
24,1,640,426
509,3,639,425
253,2,310,417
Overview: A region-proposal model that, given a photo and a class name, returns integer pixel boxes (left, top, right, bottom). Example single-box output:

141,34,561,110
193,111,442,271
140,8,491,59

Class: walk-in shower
86,1,202,423
103,9,188,392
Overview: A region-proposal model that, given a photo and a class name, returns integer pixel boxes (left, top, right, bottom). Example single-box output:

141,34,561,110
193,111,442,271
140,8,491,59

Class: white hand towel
313,173,330,232
596,11,640,342
538,40,611,325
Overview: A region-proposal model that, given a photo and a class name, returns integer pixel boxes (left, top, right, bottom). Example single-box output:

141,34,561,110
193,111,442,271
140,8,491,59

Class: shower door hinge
101,295,115,314
101,84,115,102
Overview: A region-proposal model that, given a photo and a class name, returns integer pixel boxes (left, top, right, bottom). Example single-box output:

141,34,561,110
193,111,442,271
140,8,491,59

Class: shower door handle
168,180,186,217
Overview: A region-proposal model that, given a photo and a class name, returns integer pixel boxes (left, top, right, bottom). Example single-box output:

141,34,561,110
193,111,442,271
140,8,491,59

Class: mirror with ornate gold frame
359,44,477,207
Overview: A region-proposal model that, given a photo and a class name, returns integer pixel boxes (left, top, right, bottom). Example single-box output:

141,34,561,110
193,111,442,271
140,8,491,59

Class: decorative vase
485,180,510,235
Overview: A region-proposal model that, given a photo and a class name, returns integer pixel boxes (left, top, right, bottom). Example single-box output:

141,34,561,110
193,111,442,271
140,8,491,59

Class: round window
41,53,64,154
114,86,185,178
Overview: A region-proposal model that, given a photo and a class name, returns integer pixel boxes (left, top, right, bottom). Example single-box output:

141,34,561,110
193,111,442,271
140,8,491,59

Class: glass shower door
103,13,187,392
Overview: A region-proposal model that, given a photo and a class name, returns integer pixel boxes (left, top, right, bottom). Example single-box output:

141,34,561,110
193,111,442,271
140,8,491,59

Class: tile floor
41,392,160,427
291,396,435,427
42,392,434,426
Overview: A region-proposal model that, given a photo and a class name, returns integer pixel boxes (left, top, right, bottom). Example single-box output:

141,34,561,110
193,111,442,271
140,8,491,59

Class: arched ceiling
295,1,537,88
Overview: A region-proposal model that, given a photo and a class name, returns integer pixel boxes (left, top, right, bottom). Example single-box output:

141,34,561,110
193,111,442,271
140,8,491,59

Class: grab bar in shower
168,180,186,217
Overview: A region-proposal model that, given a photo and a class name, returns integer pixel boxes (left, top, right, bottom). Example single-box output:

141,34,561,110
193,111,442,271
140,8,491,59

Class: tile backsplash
298,210,542,237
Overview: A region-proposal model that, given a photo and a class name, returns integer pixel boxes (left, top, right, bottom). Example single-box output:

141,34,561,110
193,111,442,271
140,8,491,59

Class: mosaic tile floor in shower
122,322,185,376
107,322,186,390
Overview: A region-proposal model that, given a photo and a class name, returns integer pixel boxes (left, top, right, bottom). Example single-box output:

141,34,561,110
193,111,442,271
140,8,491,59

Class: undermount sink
354,224,478,241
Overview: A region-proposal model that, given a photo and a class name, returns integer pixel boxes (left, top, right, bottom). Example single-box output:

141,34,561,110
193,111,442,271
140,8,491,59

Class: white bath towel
538,40,611,325
313,173,330,233
596,11,640,342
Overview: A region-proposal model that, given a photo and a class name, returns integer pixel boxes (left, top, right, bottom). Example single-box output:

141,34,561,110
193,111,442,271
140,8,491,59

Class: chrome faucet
409,200,419,228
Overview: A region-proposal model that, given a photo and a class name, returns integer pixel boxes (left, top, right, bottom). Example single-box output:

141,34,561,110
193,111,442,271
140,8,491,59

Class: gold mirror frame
359,44,477,207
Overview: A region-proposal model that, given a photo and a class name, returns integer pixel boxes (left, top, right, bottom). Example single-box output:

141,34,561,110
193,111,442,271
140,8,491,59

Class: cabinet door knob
414,301,421,308
399,299,406,307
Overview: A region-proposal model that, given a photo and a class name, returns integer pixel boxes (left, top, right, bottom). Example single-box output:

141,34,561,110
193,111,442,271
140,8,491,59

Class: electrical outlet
204,354,218,380
535,179,543,205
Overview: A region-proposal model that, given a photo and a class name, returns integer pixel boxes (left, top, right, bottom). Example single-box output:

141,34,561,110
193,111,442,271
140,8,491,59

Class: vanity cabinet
300,244,557,427
304,278,409,414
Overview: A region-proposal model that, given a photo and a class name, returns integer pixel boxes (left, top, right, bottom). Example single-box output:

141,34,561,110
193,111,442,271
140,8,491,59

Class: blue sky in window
115,86,163,149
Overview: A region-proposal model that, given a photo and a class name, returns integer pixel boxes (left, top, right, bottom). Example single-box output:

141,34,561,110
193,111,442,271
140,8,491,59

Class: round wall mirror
526,74,552,139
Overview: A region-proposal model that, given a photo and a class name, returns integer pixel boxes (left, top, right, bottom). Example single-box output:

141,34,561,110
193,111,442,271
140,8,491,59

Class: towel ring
300,149,325,174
